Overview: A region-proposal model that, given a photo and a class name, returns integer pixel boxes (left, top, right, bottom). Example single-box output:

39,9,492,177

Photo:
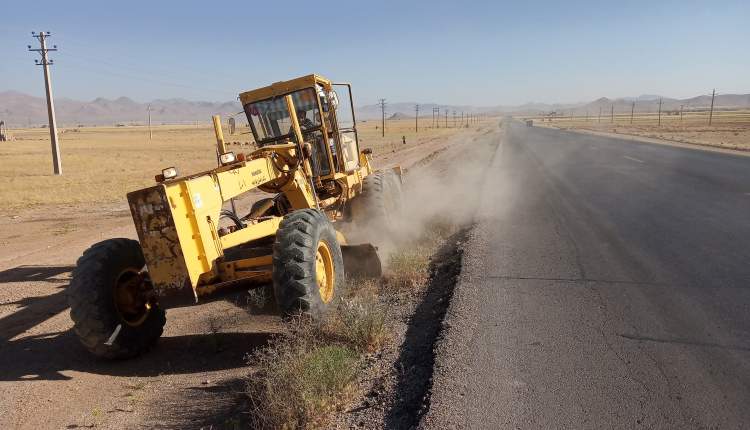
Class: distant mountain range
0,91,241,127
1,90,748,127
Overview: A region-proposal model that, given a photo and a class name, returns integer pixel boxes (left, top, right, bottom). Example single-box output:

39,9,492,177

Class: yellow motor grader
68,74,402,359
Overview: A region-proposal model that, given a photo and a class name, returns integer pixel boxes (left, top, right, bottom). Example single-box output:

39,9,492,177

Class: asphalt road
424,123,750,429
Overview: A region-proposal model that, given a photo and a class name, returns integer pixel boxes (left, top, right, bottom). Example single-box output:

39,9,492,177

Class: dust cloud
354,125,504,263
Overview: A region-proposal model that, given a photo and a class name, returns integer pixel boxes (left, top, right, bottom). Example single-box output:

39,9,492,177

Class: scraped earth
0,125,492,429
332,125,503,429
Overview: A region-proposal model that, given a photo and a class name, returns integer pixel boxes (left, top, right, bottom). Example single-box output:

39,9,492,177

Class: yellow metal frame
239,74,331,106
128,74,381,304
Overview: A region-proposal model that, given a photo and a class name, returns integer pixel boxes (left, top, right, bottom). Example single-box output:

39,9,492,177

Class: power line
53,32,243,90
28,31,61,175
55,58,233,98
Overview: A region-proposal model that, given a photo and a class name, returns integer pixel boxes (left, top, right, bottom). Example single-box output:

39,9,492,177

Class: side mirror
319,93,330,112
328,90,339,109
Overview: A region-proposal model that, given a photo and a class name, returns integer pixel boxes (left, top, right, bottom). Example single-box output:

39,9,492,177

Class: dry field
0,118,482,212
527,109,750,151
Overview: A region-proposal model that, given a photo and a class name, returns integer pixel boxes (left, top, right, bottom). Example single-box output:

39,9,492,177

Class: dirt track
0,126,486,429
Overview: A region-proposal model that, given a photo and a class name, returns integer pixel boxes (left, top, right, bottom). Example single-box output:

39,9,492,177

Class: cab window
244,88,321,144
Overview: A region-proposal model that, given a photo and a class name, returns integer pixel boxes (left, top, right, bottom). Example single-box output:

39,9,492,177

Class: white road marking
623,156,645,164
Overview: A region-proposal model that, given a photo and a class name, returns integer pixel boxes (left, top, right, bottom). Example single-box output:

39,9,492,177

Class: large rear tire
351,169,403,238
272,209,344,319
68,238,165,359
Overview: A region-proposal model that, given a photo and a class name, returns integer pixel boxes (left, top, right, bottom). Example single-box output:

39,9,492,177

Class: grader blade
341,244,382,278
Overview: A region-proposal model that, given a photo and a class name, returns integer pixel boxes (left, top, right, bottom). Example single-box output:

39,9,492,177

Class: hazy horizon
5,88,748,110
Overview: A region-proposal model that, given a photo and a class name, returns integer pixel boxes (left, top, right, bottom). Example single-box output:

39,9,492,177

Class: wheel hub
315,241,335,303
113,269,152,326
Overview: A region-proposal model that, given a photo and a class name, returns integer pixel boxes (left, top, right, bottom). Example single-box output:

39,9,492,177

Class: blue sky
1,0,748,106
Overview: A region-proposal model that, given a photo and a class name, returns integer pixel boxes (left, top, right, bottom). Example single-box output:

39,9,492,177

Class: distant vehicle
525,119,533,127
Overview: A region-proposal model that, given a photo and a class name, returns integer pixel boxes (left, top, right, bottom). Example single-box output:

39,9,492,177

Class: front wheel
68,238,165,359
272,209,344,319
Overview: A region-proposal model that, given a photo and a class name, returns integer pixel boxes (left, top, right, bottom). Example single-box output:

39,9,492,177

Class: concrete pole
39,33,62,175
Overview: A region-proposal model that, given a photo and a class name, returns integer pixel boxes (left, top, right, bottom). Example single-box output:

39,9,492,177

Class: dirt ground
0,119,494,429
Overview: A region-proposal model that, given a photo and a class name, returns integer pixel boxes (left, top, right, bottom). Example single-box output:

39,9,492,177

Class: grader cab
68,74,402,359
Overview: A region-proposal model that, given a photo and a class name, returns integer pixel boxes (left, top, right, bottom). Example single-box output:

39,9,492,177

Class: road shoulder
534,123,750,158
418,131,505,429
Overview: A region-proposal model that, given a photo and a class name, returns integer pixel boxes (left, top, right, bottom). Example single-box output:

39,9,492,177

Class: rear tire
351,169,403,238
68,238,165,359
272,209,344,319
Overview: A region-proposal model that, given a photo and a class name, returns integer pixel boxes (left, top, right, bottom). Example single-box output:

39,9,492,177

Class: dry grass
246,325,358,430
245,295,385,429
383,219,456,294
0,118,473,212
0,125,220,210
529,109,750,151
245,221,453,429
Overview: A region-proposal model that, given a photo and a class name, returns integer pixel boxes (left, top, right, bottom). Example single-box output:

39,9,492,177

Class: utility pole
680,104,684,123
147,104,153,141
658,97,663,126
452,110,456,128
445,109,448,128
611,104,614,123
28,31,61,175
630,101,635,124
378,98,386,137
461,111,464,127
708,88,715,126
415,104,419,132
598,107,602,123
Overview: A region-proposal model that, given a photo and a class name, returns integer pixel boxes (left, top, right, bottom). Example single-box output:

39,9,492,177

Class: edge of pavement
533,122,750,158
417,126,507,429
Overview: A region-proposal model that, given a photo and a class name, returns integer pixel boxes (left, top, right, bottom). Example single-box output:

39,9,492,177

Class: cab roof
238,74,332,106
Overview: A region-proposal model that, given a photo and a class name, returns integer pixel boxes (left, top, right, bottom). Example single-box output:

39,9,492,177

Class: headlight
219,152,236,165
162,167,178,179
